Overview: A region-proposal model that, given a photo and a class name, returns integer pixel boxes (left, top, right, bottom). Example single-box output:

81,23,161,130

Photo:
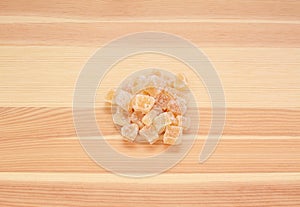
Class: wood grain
1,173,299,207
0,137,300,173
0,0,300,206
0,48,300,107
0,22,299,47
1,107,300,139
1,0,300,21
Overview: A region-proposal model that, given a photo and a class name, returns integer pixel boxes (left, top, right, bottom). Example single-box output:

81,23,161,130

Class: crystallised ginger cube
167,111,176,123
167,99,181,115
136,120,145,129
145,75,166,88
114,89,132,111
174,73,188,90
156,91,172,110
153,112,172,133
129,111,144,122
129,111,145,129
167,97,187,115
139,125,159,144
163,125,183,145
121,123,139,141
152,69,162,77
164,87,184,99
104,89,115,104
142,109,160,126
131,94,155,114
143,87,161,98
112,110,129,126
131,75,147,94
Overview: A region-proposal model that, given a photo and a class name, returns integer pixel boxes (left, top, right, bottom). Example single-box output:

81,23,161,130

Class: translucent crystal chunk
121,123,139,141
174,73,188,90
153,112,172,133
104,89,115,104
155,91,172,110
136,120,145,129
142,109,160,126
152,69,162,77
145,75,166,89
167,97,187,115
143,87,161,98
131,94,155,114
114,89,132,111
164,74,175,87
163,125,183,145
164,86,189,102
112,109,129,126
128,111,144,129
139,125,159,144
131,75,146,94
129,111,144,122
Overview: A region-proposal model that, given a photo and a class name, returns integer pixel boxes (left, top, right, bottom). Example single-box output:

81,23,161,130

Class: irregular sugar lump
153,112,173,134
139,125,160,144
163,125,183,145
131,94,155,114
121,123,139,142
114,89,132,111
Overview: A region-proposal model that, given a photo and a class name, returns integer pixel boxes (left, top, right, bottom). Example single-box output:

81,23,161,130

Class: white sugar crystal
142,109,160,126
114,89,132,111
145,75,166,89
153,112,172,133
121,123,139,141
112,110,129,126
131,75,147,94
167,97,187,115
139,125,160,144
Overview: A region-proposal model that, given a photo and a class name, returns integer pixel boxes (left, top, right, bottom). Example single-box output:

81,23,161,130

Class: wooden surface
1,1,300,206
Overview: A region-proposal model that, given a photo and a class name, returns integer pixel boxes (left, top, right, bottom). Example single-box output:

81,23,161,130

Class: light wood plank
0,48,300,107
1,0,300,21
1,107,300,139
0,173,299,207
0,23,299,47
1,172,300,183
0,135,299,173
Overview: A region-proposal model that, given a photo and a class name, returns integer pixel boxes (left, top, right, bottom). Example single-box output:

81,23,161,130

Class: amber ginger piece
104,89,115,104
129,111,145,129
131,94,155,114
163,125,183,145
155,91,172,110
174,73,188,90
